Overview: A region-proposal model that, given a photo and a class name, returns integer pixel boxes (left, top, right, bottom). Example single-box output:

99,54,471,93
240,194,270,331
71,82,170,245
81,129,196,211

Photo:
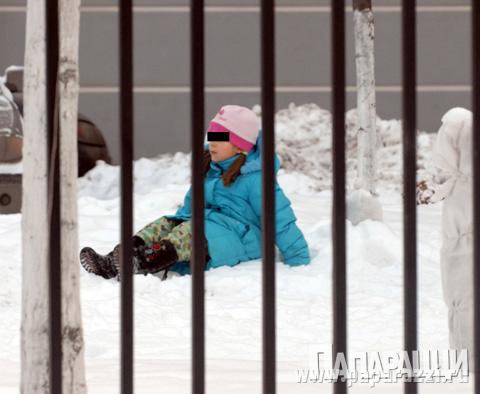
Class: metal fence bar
260,1,276,393
402,0,418,392
119,0,134,391
46,0,62,392
473,0,480,391
191,0,206,393
331,0,347,392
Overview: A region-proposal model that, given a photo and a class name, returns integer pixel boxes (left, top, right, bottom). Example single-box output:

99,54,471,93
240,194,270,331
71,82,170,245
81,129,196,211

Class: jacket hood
203,129,281,175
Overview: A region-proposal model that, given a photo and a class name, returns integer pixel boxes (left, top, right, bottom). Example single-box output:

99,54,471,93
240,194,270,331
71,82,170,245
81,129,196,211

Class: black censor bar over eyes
207,131,230,141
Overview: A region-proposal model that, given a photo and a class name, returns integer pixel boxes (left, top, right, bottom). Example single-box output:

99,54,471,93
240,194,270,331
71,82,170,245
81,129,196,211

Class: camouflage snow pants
134,216,209,262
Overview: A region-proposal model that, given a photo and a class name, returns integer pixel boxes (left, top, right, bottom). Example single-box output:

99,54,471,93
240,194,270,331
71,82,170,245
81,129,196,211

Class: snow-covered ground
0,103,473,392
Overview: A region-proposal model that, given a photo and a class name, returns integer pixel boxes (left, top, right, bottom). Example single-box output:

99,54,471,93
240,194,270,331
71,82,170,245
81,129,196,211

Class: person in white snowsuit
431,107,474,368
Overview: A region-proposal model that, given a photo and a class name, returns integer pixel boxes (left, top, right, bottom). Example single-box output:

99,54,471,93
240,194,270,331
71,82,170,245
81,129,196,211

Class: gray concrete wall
0,2,471,163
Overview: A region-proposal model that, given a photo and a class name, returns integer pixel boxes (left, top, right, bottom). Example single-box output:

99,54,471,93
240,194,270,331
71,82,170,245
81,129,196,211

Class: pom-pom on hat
207,105,260,153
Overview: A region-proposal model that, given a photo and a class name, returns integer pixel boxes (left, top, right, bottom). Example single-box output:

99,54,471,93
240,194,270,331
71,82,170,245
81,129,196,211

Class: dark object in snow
2,66,112,176
80,236,179,281
416,179,436,205
77,113,112,177
0,174,21,214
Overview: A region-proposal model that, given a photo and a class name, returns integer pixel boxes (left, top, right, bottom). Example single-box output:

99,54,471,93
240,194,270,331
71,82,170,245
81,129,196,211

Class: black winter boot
80,236,179,281
80,246,119,279
79,236,140,280
132,238,179,280
111,236,147,280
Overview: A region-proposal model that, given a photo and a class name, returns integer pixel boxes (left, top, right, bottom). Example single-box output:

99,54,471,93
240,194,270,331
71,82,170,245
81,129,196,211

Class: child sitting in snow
80,105,311,280
430,107,473,366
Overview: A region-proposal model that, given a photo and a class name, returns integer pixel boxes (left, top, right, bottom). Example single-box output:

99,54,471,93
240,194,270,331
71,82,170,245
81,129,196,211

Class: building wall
0,1,471,163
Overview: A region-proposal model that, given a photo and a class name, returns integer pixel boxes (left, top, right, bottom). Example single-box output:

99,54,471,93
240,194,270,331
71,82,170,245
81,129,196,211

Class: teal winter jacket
164,129,310,275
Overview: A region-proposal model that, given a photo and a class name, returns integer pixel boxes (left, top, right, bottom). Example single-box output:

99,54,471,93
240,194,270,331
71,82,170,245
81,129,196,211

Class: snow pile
346,188,383,225
78,152,192,200
0,186,452,393
79,102,447,200
273,102,446,194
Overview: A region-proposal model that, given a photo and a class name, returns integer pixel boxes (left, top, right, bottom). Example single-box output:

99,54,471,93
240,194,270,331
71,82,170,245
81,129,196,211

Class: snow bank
77,102,446,201
0,102,458,392
274,103,446,194
0,187,451,392
78,152,192,200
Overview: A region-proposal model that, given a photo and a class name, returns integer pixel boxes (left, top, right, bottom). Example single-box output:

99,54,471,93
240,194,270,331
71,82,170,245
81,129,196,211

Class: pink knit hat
207,105,260,153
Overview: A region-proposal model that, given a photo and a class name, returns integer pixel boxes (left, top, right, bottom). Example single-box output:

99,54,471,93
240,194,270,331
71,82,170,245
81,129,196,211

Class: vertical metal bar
191,0,205,393
119,0,134,391
331,0,347,393
402,0,417,392
473,0,480,391
46,0,62,392
261,1,276,393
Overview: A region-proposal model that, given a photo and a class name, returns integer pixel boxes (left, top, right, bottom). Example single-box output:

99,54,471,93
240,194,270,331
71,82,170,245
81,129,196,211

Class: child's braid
203,150,247,187
203,150,212,177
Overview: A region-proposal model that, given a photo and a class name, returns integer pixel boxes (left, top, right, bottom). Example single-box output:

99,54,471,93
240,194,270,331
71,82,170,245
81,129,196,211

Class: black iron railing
261,1,277,393
42,1,480,393
119,0,134,393
331,1,347,394
46,0,61,391
191,1,206,393
402,1,418,393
